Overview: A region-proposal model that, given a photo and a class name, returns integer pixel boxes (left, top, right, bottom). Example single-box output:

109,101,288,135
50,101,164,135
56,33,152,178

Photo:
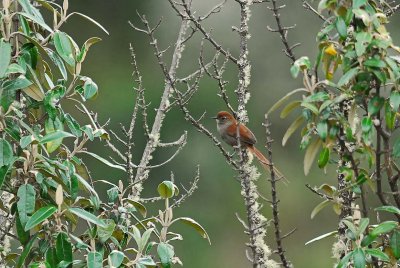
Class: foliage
0,0,208,267
271,0,400,266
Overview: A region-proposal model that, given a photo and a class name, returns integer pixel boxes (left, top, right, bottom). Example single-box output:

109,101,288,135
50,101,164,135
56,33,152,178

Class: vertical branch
264,115,291,268
336,104,352,259
234,1,278,267
125,44,144,184
130,18,189,198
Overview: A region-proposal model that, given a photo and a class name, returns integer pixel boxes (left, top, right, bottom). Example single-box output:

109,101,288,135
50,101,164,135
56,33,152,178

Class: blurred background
58,1,400,267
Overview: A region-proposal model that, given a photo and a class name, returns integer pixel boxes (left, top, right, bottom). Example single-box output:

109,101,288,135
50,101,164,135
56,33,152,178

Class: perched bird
212,111,283,178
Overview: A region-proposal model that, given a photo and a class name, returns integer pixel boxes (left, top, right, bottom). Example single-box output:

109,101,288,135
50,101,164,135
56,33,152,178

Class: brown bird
213,111,284,178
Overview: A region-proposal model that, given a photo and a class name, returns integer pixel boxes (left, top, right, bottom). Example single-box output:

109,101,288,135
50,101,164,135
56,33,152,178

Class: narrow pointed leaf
24,206,57,231
69,207,106,227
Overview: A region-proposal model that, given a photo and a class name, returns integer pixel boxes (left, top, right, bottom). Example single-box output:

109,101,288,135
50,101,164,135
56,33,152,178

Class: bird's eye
222,116,226,120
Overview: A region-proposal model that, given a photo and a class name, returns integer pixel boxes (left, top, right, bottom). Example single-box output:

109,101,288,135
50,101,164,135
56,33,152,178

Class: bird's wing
239,124,257,145
226,123,257,145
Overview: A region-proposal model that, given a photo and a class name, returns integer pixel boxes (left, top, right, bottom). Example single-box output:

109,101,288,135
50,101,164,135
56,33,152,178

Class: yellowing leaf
23,85,45,101
325,44,337,56
282,116,305,146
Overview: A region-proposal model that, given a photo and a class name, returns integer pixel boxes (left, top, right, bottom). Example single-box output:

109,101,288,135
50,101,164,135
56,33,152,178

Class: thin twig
264,115,291,268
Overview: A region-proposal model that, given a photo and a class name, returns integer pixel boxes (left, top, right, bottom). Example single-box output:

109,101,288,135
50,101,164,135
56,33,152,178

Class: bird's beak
211,116,217,119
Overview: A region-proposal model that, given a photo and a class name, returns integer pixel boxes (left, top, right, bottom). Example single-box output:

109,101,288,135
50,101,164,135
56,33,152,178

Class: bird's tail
248,146,285,180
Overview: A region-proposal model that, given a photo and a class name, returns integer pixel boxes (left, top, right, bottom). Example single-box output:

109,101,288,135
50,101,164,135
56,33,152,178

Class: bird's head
212,111,236,126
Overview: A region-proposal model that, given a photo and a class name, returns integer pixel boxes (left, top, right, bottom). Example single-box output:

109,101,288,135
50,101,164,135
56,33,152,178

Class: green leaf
40,131,74,145
172,217,211,244
336,17,347,38
139,228,154,252
280,101,301,119
390,91,400,111
20,135,36,149
282,116,305,146
46,247,58,267
375,205,400,215
390,230,400,259
24,206,57,231
69,207,106,227
385,102,396,130
2,75,33,91
316,121,328,141
358,218,369,236
53,31,75,67
355,32,372,57
44,117,65,153
157,243,174,268
56,232,73,263
17,184,36,227
338,67,359,87
0,39,12,78
82,77,98,100
16,234,38,268
336,251,353,268
70,173,78,201
68,12,109,35
43,85,65,119
368,96,384,115
87,251,103,268
361,117,372,133
353,0,367,9
137,256,156,266
77,37,102,63
268,88,307,114
17,12,53,33
353,248,366,268
16,213,30,245
318,147,330,168
364,249,390,262
361,234,376,247
80,151,125,171
108,250,125,268
305,230,337,245
371,221,398,236
0,139,13,166
290,56,311,78
304,138,323,175
311,199,330,219
64,113,82,137
98,219,116,243
157,181,178,199
74,173,98,198
364,58,386,68
5,63,25,75
45,48,68,80
124,199,147,217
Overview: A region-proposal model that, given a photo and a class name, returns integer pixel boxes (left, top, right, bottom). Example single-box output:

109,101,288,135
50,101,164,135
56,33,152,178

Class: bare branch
302,1,328,21
129,15,190,197
264,115,292,268
267,0,297,63
167,0,238,64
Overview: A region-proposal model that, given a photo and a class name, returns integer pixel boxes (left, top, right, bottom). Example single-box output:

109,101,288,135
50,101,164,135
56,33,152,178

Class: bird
212,111,284,179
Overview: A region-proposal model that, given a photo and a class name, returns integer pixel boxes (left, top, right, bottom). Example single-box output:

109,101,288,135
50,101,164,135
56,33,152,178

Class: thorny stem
264,115,291,268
